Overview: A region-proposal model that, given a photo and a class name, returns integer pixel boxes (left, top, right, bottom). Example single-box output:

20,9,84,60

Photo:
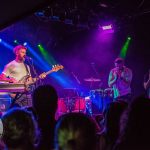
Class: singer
108,57,132,103
0,45,46,107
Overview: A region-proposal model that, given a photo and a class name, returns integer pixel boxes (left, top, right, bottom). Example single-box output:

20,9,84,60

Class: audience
54,112,97,150
32,84,58,150
1,83,150,150
1,107,39,150
114,96,150,150
99,101,128,150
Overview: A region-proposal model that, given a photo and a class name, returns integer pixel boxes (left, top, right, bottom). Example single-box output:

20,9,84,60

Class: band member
0,45,46,107
144,69,150,99
108,57,132,103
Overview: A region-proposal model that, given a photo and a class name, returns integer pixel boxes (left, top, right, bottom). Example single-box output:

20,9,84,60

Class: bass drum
57,98,67,113
73,97,86,113
57,97,86,118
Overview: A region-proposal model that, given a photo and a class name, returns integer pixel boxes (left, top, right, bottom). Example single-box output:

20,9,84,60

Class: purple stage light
102,24,112,30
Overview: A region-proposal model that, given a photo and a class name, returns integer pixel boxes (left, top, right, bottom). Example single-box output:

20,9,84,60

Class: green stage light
14,40,18,44
127,37,131,40
119,36,132,58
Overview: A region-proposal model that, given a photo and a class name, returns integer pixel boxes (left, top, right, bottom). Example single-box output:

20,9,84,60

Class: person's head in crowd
124,96,150,141
104,101,128,142
55,113,97,150
114,96,150,150
32,84,58,118
1,108,39,150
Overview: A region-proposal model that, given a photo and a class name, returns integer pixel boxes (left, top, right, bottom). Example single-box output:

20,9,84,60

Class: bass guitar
10,64,64,98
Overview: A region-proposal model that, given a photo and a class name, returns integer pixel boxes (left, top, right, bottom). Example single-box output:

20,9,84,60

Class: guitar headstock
52,64,64,72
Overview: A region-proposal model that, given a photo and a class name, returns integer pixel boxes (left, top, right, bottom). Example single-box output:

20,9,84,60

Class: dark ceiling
1,0,150,30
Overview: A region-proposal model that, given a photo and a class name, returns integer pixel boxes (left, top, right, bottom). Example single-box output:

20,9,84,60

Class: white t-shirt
2,60,30,82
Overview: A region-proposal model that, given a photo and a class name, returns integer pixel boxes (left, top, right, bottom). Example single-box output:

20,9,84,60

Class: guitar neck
45,70,54,76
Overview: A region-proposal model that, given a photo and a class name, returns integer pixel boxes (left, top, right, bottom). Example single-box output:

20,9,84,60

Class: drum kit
57,77,114,117
57,88,86,117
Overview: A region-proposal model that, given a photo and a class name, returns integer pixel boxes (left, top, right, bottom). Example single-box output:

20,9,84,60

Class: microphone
25,56,32,60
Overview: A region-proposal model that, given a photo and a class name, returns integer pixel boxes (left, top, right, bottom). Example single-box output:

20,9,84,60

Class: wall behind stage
0,15,150,97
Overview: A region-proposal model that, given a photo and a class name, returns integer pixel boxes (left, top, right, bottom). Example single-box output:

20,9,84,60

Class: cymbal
84,78,101,82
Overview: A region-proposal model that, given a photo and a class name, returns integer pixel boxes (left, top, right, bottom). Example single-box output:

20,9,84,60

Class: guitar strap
24,63,30,76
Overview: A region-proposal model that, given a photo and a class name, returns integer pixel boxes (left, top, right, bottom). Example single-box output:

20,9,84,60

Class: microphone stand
71,72,81,112
91,63,99,78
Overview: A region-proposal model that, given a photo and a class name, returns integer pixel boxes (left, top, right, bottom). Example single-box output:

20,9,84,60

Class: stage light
0,39,2,42
102,24,112,30
127,37,131,40
14,40,17,43
120,36,132,58
23,42,27,46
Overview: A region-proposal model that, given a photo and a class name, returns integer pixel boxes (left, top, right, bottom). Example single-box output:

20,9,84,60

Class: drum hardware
104,88,113,97
89,88,114,114
84,77,102,90
84,78,101,82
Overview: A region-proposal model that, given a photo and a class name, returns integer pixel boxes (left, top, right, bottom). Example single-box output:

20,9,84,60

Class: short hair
1,108,39,149
114,57,124,64
13,45,27,54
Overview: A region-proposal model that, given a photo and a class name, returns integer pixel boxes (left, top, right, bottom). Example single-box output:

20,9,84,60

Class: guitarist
0,45,46,107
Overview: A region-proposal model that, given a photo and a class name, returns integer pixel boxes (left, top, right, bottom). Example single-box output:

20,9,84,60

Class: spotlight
102,24,112,30
23,42,27,46
0,39,2,42
14,40,18,43
127,37,131,40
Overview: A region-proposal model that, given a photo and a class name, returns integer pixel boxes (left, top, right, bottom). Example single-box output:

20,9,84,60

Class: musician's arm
108,70,117,87
0,73,7,80
0,73,16,83
144,73,150,90
144,80,150,89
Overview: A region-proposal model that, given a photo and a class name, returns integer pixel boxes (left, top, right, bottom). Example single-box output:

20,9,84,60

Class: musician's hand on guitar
39,72,46,79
